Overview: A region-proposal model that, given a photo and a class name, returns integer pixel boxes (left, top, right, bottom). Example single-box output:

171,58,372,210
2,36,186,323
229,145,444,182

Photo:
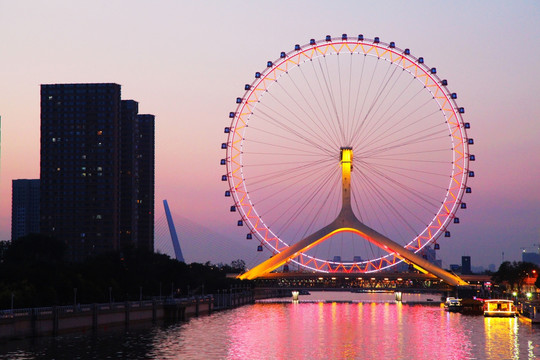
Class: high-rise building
119,100,139,251
522,252,540,266
40,83,154,261
462,256,472,275
136,114,155,252
11,179,40,240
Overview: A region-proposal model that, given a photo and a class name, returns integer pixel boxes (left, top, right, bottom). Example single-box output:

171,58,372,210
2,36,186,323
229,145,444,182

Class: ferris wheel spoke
353,64,406,143
319,56,347,144
309,60,346,146
351,59,398,143
258,166,339,237
358,127,449,159
351,78,422,149
354,170,420,241
359,160,449,195
295,65,343,148
285,70,342,150
254,104,337,154
359,161,444,210
354,96,441,152
246,158,336,191
265,80,341,150
276,171,341,241
245,131,334,158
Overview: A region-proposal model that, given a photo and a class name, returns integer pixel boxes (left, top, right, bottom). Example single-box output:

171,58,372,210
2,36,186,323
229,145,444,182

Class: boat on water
444,297,462,312
483,299,517,317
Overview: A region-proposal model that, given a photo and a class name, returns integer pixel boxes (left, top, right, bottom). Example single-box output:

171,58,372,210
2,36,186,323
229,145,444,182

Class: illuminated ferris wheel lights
223,34,474,274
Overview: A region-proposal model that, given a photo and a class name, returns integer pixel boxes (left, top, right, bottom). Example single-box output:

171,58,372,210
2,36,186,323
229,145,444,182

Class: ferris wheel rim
225,35,471,273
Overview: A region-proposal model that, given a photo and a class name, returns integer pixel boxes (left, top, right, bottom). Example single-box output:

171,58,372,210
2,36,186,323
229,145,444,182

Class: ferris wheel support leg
237,222,340,280
238,214,468,287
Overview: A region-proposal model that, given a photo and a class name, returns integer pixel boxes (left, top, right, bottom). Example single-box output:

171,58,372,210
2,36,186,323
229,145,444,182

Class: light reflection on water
3,292,540,359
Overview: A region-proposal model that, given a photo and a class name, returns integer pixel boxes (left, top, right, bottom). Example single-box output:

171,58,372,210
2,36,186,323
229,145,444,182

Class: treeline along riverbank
0,234,247,309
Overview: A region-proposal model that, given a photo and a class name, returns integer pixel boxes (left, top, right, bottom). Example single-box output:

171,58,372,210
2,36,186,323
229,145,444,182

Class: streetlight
527,292,532,300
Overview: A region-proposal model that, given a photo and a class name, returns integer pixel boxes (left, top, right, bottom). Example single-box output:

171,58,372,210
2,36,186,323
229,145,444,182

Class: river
2,291,540,359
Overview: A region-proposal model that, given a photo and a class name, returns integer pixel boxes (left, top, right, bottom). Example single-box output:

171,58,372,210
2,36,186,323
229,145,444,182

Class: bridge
250,272,492,299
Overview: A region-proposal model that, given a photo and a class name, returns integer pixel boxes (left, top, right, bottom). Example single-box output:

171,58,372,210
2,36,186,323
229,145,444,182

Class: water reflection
3,293,540,359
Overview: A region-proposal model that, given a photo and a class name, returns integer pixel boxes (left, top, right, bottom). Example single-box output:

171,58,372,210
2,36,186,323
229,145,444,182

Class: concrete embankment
0,296,214,340
0,288,291,340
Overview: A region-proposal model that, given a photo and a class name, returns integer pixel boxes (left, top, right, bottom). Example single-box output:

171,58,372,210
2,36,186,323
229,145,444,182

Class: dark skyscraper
11,179,40,240
461,256,472,275
40,83,154,261
136,114,155,252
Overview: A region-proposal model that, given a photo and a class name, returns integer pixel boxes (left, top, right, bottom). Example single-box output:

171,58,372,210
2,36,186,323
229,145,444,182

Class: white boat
444,297,462,312
483,299,517,317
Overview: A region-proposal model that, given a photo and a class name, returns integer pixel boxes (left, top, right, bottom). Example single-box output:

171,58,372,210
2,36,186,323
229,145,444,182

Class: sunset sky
1,1,539,269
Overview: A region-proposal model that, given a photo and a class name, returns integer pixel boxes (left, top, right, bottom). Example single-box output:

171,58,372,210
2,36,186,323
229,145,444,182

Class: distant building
462,256,472,274
11,179,40,240
522,252,540,266
40,83,154,261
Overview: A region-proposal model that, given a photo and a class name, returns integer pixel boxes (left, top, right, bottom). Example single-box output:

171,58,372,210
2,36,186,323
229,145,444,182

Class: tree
493,261,539,292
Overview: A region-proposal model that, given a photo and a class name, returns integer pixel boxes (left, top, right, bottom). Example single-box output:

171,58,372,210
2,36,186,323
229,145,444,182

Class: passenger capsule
225,190,231,197
358,34,364,41
469,155,475,161
454,218,460,224
430,68,437,74
257,245,263,252
325,35,331,41
220,159,226,165
466,187,472,193
461,203,467,209
246,233,252,240
374,37,380,43
255,72,261,78
221,143,227,149
245,84,251,90
280,51,286,58
418,57,424,63
237,220,243,226
230,206,236,212
342,33,347,40
441,79,448,86
389,42,395,48
310,39,316,45
294,44,301,51
404,48,410,55
221,175,227,181
445,231,451,237
224,127,230,133
236,97,242,104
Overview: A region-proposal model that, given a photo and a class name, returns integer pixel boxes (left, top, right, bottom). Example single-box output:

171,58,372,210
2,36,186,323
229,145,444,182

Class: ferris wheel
221,34,474,274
